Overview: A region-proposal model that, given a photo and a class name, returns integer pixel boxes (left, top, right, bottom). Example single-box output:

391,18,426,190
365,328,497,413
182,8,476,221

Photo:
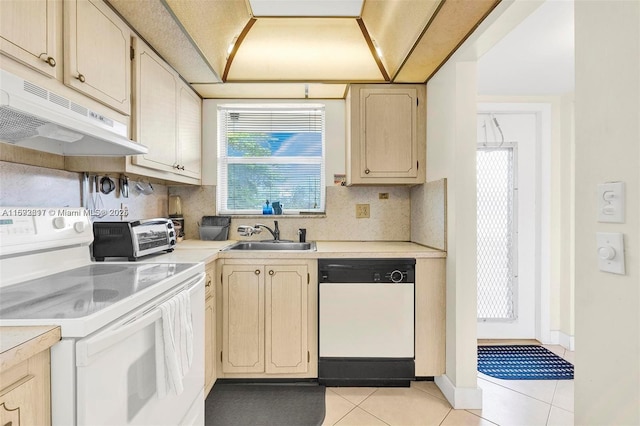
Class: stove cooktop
0,262,196,320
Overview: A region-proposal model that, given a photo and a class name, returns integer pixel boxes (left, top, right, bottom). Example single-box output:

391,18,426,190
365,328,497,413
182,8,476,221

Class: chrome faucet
255,221,280,241
237,221,280,241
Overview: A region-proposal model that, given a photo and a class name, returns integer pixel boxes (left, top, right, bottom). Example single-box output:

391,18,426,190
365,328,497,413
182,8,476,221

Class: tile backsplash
170,185,411,241
0,161,439,244
411,178,447,250
0,161,80,208
0,161,168,220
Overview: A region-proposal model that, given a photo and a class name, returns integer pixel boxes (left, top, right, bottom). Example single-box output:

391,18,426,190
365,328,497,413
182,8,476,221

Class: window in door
477,143,518,321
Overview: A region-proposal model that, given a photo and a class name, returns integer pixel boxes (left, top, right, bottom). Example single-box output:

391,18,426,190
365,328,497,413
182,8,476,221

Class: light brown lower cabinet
0,349,51,426
218,259,317,379
415,258,446,376
204,263,216,395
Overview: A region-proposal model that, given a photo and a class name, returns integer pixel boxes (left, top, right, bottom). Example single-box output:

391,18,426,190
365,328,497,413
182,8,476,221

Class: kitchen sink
223,241,317,251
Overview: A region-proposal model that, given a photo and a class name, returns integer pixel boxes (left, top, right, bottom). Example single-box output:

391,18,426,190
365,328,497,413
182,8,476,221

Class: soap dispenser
262,200,273,215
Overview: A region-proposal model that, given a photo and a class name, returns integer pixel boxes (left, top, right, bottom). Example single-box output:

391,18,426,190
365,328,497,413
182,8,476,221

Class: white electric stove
0,208,206,426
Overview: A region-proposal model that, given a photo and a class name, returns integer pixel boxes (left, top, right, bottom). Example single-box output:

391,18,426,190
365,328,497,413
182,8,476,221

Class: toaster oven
92,219,176,261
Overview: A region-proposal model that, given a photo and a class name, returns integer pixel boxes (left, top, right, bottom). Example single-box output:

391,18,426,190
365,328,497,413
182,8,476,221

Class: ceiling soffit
106,0,220,83
108,0,503,98
226,18,385,82
163,0,251,82
394,0,501,83
191,83,347,99
361,0,440,80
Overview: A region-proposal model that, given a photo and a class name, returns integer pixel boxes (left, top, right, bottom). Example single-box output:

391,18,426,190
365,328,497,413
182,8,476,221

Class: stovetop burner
0,262,195,320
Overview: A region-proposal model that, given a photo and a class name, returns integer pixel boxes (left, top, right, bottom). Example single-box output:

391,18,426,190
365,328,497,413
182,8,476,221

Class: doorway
476,110,546,339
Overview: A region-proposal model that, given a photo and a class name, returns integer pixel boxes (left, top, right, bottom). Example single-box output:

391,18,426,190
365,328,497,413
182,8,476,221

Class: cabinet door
360,88,418,179
0,0,59,78
204,295,215,394
204,262,216,394
64,0,131,115
222,265,265,373
131,41,178,172
177,84,202,179
265,265,308,374
0,375,37,426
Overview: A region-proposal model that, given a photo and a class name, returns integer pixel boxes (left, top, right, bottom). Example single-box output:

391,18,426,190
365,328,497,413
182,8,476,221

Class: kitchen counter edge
164,240,446,263
0,326,61,372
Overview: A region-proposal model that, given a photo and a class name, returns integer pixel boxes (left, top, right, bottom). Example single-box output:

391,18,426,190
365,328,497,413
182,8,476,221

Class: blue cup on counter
272,201,283,215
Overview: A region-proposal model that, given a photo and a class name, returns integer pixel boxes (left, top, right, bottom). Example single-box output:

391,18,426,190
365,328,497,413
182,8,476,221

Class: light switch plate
597,182,625,223
596,232,625,274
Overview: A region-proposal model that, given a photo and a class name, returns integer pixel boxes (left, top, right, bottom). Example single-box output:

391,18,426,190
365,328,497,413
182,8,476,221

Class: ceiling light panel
249,0,363,17
164,0,252,81
395,0,500,82
361,0,440,79
227,18,384,81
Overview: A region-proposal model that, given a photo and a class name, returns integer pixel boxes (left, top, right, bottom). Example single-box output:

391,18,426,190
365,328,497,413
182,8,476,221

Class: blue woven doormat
478,345,574,380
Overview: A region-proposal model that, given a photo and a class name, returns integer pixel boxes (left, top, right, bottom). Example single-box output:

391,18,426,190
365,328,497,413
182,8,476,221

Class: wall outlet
379,193,389,199
355,203,370,218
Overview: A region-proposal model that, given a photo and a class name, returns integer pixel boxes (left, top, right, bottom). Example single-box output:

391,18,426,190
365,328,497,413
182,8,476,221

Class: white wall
427,60,482,408
574,1,640,424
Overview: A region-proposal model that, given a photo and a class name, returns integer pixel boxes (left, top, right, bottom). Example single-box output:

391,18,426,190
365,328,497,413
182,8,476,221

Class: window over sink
217,104,326,214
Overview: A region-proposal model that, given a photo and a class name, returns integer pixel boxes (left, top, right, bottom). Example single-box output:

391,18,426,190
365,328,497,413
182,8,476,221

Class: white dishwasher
318,259,415,387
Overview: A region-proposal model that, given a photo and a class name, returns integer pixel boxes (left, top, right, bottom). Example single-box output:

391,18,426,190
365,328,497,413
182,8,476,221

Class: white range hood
0,70,147,156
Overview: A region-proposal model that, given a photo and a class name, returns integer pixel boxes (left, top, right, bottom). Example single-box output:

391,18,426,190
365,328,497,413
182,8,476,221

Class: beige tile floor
323,345,574,426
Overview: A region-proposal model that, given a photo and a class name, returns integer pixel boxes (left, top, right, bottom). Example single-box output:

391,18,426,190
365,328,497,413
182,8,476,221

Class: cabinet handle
180,165,185,171
255,269,261,275
76,73,86,83
44,56,56,67
268,270,274,276
364,168,370,174
206,279,212,288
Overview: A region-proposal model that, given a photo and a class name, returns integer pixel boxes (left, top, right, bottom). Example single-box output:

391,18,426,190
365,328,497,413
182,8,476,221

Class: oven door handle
76,273,205,366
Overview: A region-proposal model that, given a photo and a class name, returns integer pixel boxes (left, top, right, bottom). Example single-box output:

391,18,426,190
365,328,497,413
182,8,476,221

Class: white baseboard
548,330,574,351
559,331,575,351
435,375,483,409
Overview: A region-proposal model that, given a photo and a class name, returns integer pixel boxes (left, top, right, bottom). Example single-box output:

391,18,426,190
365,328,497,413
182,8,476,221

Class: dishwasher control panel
318,258,415,283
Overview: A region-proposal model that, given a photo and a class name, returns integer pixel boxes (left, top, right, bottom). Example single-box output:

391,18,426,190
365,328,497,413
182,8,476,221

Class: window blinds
217,105,326,214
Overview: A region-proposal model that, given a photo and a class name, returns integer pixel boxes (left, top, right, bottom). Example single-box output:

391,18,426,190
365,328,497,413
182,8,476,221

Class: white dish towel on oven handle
155,290,193,398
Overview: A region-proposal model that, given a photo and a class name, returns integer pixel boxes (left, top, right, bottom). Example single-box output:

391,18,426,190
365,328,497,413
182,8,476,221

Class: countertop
1,240,443,361
156,239,446,263
0,326,61,371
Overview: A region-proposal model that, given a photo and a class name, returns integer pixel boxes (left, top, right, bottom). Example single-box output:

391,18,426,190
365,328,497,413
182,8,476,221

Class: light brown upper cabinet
346,84,426,185
0,0,60,79
64,0,131,115
177,85,202,179
132,38,201,180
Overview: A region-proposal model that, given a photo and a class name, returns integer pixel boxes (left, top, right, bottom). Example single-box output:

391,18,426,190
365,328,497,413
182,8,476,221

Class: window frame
216,103,326,215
